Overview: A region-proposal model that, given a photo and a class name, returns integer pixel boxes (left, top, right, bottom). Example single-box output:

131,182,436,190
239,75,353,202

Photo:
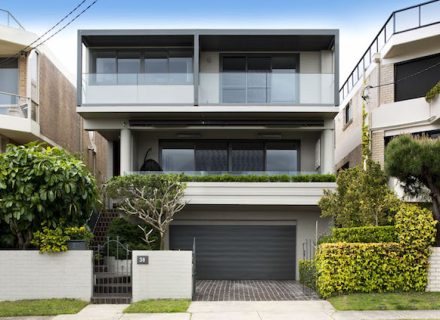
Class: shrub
299,260,317,290
426,81,440,103
316,242,403,298
316,204,437,298
319,160,401,228
331,226,397,243
31,227,69,253
0,143,100,249
179,173,336,183
65,226,94,243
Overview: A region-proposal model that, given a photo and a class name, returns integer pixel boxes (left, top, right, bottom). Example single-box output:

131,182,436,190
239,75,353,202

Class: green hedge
332,226,397,243
299,260,317,290
178,173,336,183
316,204,437,298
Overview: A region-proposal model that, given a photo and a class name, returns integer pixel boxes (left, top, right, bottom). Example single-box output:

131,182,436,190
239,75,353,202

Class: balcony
82,73,194,105
199,72,334,105
81,72,334,106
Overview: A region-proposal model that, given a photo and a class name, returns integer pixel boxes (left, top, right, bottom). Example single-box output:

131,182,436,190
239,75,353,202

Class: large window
160,140,300,172
0,58,18,110
91,49,193,85
221,54,298,104
395,53,440,102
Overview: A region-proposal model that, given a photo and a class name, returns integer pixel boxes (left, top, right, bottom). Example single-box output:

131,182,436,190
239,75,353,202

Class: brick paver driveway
194,280,319,301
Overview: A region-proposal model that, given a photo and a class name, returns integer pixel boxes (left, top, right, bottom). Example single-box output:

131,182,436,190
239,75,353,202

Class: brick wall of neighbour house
371,130,385,167
379,63,395,105
0,251,93,301
18,55,27,97
427,247,440,292
37,53,108,183
132,251,193,301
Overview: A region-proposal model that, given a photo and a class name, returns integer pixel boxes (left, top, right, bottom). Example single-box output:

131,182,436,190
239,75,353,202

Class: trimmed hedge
179,173,336,183
332,226,397,243
316,204,437,298
299,260,317,290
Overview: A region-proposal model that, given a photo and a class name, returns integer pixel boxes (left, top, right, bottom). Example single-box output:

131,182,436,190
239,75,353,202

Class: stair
90,209,120,248
92,267,132,304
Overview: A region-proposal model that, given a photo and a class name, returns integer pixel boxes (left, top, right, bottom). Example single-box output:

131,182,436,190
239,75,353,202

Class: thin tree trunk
159,232,165,250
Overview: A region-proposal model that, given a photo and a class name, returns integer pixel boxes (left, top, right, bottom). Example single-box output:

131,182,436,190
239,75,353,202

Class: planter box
67,240,87,250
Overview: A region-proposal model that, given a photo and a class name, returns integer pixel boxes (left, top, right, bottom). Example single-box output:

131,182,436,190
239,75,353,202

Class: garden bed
0,299,88,317
124,299,191,313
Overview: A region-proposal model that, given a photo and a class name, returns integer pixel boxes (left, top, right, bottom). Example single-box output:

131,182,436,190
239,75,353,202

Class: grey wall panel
170,225,296,280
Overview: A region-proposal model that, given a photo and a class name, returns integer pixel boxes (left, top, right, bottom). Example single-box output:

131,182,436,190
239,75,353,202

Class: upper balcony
77,29,339,116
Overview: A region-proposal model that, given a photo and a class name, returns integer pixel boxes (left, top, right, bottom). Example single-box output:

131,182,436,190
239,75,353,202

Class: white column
320,120,335,174
120,128,132,175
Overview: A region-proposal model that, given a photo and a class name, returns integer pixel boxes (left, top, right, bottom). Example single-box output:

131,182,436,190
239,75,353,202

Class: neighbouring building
335,1,440,176
77,29,339,280
0,9,108,182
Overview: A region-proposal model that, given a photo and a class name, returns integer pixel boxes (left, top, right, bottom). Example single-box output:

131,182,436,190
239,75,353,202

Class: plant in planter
65,226,94,250
31,227,70,253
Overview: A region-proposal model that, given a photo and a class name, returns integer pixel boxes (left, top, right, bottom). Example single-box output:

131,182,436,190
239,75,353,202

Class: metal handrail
339,0,440,102
0,9,24,29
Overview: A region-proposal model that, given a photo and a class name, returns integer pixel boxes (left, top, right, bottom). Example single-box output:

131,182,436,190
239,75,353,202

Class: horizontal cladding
170,225,296,280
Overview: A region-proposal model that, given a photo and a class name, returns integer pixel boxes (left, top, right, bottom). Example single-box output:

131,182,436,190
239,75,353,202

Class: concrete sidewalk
5,302,440,320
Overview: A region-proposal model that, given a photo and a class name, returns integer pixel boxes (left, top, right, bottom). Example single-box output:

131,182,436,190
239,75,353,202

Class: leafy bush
426,81,440,103
31,227,69,253
299,260,317,290
65,226,94,243
319,160,401,227
331,226,397,243
107,217,159,252
316,204,437,298
0,143,100,249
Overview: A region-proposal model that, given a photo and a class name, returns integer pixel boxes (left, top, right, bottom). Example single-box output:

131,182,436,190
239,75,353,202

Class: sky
0,0,427,83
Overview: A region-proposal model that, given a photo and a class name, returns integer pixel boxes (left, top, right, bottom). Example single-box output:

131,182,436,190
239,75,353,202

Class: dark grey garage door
169,225,296,280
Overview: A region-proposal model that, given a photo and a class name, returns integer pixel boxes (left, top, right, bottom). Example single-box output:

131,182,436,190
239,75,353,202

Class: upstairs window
91,49,193,85
344,102,352,126
395,53,440,102
0,58,18,108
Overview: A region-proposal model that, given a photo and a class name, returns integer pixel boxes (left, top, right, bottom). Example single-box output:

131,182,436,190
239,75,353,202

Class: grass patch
328,292,440,311
124,299,191,313
0,299,88,317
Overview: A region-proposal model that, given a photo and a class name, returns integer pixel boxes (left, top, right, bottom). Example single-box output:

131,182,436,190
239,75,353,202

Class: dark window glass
117,52,140,84
0,58,18,106
95,52,116,84
161,144,195,172
195,142,228,171
344,103,352,124
395,53,440,102
231,142,264,171
266,142,298,172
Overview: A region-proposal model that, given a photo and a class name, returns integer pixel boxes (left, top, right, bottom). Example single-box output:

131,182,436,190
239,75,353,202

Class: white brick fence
427,247,440,292
0,251,93,301
132,250,192,302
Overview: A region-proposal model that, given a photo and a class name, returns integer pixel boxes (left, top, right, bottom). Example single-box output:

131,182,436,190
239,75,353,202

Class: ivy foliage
0,143,100,249
316,204,437,298
426,81,440,103
319,160,401,227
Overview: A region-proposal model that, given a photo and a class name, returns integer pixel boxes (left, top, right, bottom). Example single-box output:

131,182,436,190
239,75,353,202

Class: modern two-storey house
77,29,338,280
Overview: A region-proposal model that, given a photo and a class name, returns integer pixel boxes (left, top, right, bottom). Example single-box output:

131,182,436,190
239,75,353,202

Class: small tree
385,135,440,242
105,174,187,250
0,143,100,249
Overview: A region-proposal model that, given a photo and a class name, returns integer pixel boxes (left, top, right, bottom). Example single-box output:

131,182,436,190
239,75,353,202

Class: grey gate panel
170,225,296,280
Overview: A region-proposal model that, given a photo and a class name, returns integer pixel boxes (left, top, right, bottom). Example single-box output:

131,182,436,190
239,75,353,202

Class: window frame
343,101,353,128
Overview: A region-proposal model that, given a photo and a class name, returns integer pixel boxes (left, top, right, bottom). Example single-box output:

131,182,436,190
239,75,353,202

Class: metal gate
92,237,132,304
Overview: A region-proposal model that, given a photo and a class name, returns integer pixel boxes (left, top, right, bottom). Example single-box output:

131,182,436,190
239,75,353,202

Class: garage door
169,224,296,280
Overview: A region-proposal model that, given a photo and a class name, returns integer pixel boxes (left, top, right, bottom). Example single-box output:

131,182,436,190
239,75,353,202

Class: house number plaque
137,256,149,264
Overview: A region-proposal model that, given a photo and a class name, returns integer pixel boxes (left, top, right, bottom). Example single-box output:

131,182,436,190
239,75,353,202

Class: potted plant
65,226,94,250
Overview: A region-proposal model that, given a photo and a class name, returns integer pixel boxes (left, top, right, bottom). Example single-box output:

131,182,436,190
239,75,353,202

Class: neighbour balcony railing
82,73,194,105
81,72,335,106
0,92,37,121
199,72,335,105
339,0,440,102
0,9,24,30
